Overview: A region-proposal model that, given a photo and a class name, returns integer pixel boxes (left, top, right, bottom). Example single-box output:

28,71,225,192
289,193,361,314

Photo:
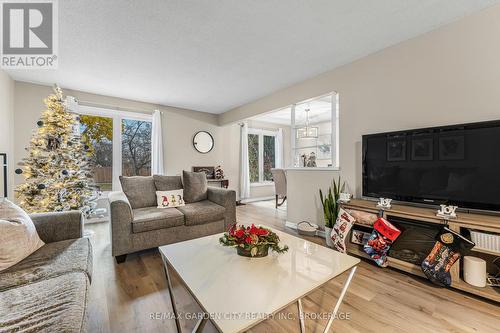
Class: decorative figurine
339,192,352,203
436,204,458,219
215,165,225,179
377,198,392,209
306,152,317,167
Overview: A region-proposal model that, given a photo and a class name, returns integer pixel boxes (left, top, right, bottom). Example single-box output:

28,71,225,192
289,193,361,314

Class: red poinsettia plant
219,224,289,257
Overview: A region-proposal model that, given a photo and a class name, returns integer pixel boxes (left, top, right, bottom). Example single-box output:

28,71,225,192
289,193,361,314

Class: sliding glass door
121,119,152,177
80,115,113,191
78,105,152,191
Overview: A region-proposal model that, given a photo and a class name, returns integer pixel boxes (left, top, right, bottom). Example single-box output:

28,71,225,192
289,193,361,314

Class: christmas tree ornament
15,85,97,217
421,226,475,287
37,120,44,127
46,135,62,150
330,208,356,253
364,217,401,267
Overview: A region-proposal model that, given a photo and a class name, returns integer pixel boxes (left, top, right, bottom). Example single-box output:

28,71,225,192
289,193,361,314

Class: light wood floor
85,200,500,333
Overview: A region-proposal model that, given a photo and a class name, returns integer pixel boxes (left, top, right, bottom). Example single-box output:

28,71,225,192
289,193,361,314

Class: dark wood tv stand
341,199,500,303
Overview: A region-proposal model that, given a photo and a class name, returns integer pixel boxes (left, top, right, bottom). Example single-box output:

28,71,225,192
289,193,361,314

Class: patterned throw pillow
156,190,185,208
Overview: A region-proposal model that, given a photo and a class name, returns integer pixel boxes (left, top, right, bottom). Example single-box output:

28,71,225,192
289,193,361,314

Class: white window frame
77,104,153,191
248,128,279,185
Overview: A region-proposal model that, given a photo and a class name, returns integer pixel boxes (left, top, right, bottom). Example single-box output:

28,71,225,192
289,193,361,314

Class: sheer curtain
275,128,284,168
151,110,164,175
240,122,250,199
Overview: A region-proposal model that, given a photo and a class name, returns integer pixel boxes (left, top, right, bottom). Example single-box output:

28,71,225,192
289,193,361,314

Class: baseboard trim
240,196,275,204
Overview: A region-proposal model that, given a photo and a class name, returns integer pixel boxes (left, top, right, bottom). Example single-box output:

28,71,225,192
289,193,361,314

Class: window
78,104,152,191
248,129,278,184
263,135,275,181
121,119,152,176
248,134,259,183
80,115,113,191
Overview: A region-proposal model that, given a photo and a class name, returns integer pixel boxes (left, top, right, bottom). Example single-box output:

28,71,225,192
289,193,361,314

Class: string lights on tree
15,85,98,216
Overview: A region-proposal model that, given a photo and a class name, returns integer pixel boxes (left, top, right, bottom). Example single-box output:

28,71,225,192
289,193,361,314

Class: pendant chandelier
296,108,318,139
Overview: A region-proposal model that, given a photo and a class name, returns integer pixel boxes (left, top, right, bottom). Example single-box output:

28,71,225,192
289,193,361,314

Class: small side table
207,178,229,189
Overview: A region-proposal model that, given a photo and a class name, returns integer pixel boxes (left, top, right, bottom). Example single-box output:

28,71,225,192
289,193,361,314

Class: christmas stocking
363,217,401,267
330,208,356,253
421,227,475,287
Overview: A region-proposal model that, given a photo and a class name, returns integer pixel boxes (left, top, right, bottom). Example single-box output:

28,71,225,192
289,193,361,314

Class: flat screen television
362,120,500,212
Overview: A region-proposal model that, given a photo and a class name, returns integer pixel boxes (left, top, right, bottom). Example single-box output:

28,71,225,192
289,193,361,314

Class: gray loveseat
109,174,236,263
0,211,92,333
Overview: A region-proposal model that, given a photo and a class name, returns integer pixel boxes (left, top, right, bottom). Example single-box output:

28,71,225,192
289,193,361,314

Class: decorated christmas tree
15,85,97,216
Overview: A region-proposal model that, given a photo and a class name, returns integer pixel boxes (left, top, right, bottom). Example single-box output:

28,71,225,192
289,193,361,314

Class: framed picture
192,166,215,179
351,229,371,245
411,136,433,161
439,135,465,160
387,136,406,161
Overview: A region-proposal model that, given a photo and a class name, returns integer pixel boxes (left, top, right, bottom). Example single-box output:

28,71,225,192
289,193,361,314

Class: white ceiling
252,107,292,126
6,0,500,114
251,95,333,125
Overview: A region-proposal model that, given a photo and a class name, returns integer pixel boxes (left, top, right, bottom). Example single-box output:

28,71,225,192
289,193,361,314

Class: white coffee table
159,227,359,333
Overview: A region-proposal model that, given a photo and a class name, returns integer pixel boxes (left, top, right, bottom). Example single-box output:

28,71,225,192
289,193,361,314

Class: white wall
12,82,239,196
219,4,500,225
0,70,15,198
286,169,340,228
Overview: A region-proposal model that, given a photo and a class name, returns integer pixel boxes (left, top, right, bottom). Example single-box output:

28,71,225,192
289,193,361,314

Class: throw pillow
182,170,208,203
0,199,45,272
156,190,185,208
119,176,157,209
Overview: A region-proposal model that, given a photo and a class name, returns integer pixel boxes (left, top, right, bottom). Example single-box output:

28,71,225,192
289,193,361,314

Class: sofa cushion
132,207,185,233
0,272,89,333
154,175,183,191
176,200,225,226
0,237,92,292
182,170,208,203
119,176,157,209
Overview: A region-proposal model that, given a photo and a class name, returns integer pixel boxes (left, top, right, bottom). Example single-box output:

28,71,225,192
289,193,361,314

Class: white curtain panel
65,96,81,136
151,110,165,175
275,128,284,168
240,122,251,199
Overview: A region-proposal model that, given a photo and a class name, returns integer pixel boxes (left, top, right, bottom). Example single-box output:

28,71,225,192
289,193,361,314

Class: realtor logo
1,0,58,68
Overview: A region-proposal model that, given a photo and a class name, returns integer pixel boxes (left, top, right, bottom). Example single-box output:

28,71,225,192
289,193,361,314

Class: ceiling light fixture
296,108,318,139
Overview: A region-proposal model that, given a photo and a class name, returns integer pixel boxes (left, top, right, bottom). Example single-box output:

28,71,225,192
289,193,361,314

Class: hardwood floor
85,200,500,333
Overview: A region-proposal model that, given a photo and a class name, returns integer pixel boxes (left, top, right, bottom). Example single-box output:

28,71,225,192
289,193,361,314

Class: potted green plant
319,176,345,248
